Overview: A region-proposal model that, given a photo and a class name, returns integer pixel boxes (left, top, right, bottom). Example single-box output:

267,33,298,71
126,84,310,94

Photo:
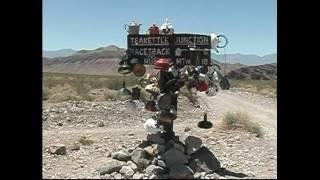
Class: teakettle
149,24,160,35
124,21,142,34
160,18,174,35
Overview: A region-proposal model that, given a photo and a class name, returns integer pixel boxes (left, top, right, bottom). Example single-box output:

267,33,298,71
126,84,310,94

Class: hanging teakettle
124,21,142,34
118,61,132,75
133,64,146,77
154,58,171,70
149,24,160,35
160,18,174,35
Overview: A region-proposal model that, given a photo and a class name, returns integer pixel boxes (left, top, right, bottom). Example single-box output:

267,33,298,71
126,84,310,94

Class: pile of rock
98,134,221,179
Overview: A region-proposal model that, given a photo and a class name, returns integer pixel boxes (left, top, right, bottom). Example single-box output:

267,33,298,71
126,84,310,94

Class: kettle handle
124,24,129,33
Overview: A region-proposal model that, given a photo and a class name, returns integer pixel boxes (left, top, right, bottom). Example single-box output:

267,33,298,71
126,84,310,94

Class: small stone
144,146,154,156
71,143,80,151
102,174,112,179
157,160,166,169
112,150,131,162
131,148,150,170
194,172,201,179
174,143,185,153
105,150,111,157
185,136,203,155
202,134,209,139
189,146,221,173
128,132,135,136
57,122,63,126
114,173,124,179
133,172,144,179
126,161,138,171
111,172,118,176
98,122,105,127
119,166,135,178
169,164,194,179
145,165,165,175
153,144,165,155
184,127,191,132
48,144,66,155
99,159,126,175
164,148,188,169
151,158,158,165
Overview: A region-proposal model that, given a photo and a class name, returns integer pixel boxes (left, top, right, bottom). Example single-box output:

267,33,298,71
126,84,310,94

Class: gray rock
119,166,134,178
189,146,221,173
133,172,144,179
101,174,113,179
152,144,166,155
131,148,150,170
164,148,188,169
144,146,154,156
184,127,191,132
157,160,167,169
70,143,80,151
99,159,126,175
147,133,165,145
169,164,194,179
185,136,203,155
138,140,150,149
149,174,158,179
194,172,202,179
112,150,131,162
174,143,185,153
111,172,118,176
98,121,105,127
126,161,138,171
145,165,166,175
114,173,124,179
48,144,66,155
151,158,158,165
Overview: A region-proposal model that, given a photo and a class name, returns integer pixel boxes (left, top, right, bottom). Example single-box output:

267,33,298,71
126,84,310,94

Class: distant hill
43,45,275,76
226,63,277,80
43,49,77,58
212,53,277,65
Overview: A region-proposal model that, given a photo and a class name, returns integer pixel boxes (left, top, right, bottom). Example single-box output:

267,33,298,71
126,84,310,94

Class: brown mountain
226,63,277,80
43,45,247,76
43,45,127,75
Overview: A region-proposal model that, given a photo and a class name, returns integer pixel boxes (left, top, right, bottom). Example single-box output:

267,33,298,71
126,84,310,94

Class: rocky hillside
226,63,277,80
43,49,77,58
43,45,160,75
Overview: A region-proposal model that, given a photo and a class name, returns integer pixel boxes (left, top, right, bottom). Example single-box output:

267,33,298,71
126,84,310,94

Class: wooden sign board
127,34,211,67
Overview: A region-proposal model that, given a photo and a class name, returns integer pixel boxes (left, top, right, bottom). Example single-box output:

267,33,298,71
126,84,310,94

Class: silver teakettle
124,21,142,34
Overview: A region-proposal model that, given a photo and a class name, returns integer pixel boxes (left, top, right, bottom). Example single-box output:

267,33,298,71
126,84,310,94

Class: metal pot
154,58,171,70
133,64,146,77
124,21,142,34
118,62,132,75
145,100,157,112
157,93,172,110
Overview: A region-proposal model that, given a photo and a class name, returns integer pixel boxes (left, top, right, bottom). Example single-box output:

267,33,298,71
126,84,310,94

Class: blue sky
43,0,277,56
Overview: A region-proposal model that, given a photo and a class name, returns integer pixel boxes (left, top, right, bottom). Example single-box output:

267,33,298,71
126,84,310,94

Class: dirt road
42,90,277,179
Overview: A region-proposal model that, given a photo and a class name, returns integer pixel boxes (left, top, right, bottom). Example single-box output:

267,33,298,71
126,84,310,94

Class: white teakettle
160,18,174,35
210,33,228,51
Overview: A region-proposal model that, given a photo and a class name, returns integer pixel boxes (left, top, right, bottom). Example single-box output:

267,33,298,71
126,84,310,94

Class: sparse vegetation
43,72,141,102
229,80,276,97
222,111,263,137
78,136,94,146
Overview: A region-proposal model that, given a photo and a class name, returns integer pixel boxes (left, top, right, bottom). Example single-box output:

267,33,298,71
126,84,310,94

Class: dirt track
42,90,277,179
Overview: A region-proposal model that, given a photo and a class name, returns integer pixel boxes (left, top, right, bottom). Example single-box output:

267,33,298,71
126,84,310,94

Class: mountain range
43,45,276,75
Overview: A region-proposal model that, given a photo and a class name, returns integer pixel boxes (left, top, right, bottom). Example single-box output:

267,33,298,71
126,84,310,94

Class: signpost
127,34,211,67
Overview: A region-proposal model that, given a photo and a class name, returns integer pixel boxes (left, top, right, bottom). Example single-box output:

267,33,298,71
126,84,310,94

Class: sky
43,0,277,56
